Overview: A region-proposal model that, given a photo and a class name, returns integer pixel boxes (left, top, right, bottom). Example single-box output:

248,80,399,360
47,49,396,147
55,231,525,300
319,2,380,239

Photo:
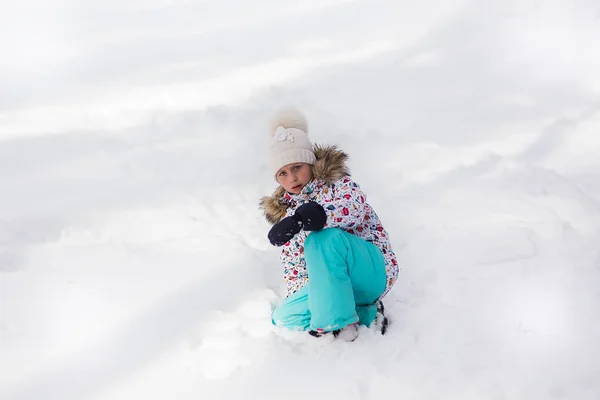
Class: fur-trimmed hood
259,145,350,224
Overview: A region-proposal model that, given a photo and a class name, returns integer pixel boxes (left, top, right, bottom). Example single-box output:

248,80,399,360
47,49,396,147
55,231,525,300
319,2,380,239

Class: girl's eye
294,165,301,170
279,171,286,176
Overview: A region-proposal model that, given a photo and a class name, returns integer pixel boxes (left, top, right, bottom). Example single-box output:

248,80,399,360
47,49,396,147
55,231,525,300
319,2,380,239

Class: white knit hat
268,108,316,177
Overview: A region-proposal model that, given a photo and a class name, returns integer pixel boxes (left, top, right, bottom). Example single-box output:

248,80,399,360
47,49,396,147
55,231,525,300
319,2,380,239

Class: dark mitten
295,201,327,231
268,215,303,246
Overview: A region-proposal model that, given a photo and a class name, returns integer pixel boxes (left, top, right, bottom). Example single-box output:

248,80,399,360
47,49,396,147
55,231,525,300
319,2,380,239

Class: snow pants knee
271,228,387,332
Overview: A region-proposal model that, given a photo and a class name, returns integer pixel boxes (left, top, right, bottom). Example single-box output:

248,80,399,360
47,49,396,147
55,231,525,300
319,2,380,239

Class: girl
260,108,399,341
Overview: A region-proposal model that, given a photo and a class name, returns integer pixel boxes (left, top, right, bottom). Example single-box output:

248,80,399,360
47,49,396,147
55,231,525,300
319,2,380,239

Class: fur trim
259,145,350,224
259,188,287,225
312,144,350,184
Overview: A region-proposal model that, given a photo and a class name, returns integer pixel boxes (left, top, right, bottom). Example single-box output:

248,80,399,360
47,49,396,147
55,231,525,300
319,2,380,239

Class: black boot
375,301,389,335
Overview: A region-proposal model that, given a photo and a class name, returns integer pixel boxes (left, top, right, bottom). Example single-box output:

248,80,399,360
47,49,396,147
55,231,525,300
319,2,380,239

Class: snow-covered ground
2,1,600,399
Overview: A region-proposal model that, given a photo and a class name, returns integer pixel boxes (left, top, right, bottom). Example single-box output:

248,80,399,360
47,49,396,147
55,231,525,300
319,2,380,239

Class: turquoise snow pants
271,228,387,332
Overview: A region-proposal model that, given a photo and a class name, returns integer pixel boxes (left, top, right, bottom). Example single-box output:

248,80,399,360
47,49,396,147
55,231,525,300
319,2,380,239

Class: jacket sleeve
322,177,367,229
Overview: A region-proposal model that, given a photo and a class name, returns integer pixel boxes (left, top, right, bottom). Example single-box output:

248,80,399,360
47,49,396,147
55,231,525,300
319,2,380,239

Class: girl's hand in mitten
268,215,303,246
295,201,327,231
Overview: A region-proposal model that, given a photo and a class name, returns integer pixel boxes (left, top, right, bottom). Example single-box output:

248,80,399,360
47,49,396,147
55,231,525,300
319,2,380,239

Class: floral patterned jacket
260,145,399,298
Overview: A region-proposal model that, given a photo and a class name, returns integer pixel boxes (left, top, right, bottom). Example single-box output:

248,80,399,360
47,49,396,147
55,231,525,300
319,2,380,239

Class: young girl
260,108,399,341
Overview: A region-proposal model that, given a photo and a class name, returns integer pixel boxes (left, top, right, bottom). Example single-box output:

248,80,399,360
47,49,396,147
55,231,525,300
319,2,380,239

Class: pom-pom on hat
268,108,316,177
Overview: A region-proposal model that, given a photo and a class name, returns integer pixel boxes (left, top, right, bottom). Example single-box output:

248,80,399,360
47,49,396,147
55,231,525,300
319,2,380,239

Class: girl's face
276,163,313,194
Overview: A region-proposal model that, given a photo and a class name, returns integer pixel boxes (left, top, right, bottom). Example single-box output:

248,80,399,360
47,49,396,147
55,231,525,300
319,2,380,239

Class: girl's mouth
292,184,302,190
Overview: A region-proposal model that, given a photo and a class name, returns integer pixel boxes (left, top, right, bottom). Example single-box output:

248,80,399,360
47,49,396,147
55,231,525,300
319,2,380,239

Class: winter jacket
260,145,399,298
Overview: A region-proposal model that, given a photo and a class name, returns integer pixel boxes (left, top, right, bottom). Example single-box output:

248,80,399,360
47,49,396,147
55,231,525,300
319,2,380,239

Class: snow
2,1,600,399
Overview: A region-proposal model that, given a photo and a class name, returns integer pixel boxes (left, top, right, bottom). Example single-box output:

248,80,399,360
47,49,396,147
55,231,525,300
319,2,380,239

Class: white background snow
2,1,600,399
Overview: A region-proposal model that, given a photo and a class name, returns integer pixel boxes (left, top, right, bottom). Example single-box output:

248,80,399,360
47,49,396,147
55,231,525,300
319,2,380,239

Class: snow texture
1,1,600,399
